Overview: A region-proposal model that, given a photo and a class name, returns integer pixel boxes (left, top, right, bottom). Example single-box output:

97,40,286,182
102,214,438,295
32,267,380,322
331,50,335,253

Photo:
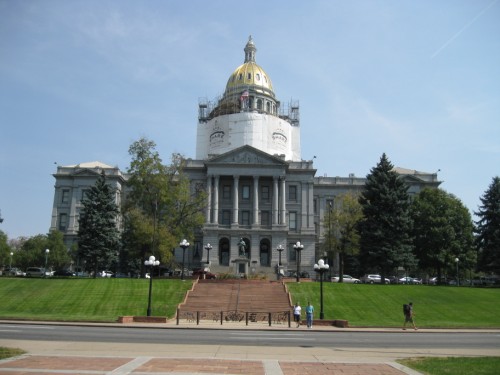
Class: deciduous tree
325,192,363,281
411,188,475,283
122,137,206,274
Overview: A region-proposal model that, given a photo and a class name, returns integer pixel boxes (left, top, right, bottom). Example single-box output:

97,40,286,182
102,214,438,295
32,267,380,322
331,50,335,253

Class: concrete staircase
179,279,292,314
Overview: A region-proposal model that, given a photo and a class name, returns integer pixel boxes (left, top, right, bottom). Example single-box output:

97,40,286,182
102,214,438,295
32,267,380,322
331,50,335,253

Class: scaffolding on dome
198,97,299,126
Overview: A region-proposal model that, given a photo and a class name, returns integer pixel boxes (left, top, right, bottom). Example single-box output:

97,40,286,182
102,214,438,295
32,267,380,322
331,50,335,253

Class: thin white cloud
431,0,499,59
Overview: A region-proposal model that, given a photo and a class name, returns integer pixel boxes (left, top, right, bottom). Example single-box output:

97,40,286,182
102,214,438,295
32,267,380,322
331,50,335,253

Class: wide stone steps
179,279,292,313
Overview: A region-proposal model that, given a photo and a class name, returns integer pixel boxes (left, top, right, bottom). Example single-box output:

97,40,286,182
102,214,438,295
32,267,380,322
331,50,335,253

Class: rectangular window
222,185,231,200
61,189,70,204
241,211,250,226
289,186,297,201
222,210,231,225
313,198,318,215
242,185,250,200
261,210,270,226
289,243,297,262
289,211,297,231
81,189,89,202
59,213,68,231
261,186,270,201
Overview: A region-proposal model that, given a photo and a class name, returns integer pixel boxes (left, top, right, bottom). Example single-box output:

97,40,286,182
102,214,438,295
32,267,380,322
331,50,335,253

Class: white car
360,274,391,284
399,276,422,284
6,268,26,277
331,275,360,283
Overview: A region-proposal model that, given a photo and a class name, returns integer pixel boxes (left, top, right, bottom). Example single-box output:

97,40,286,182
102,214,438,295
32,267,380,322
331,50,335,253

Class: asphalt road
0,323,499,351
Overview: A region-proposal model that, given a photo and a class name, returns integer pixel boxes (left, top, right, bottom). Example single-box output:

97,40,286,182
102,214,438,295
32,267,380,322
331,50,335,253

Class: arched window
260,238,271,266
257,99,263,110
219,238,230,266
266,102,271,113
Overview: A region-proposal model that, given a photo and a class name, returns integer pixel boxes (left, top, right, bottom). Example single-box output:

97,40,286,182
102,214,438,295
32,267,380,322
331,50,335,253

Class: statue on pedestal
238,238,247,257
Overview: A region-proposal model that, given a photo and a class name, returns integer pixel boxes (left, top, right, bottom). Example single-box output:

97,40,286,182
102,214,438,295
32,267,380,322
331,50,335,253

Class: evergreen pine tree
78,171,120,277
475,176,500,274
358,153,415,281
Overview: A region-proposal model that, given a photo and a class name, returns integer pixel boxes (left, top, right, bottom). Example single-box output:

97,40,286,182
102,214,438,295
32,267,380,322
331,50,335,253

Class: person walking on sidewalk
293,303,302,328
305,302,314,328
403,302,418,330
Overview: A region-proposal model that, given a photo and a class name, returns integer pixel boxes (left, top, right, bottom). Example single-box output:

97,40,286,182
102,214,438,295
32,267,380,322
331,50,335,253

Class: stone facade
50,37,441,278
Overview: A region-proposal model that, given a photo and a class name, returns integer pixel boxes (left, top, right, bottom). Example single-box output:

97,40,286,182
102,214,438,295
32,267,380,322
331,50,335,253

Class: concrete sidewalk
1,320,499,375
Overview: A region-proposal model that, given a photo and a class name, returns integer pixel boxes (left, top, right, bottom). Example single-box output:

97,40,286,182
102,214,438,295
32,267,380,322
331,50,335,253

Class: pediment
207,145,286,166
72,168,103,177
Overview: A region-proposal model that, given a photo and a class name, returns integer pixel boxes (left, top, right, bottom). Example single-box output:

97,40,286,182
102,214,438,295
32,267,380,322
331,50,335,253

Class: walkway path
2,320,499,375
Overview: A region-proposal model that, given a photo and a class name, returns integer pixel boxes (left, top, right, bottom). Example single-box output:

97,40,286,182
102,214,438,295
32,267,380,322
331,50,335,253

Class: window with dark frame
289,211,297,231
222,210,231,225
261,210,270,226
241,211,250,226
61,189,70,204
289,243,297,262
242,185,250,200
261,185,270,201
222,185,231,200
81,189,89,202
289,185,297,201
59,213,68,231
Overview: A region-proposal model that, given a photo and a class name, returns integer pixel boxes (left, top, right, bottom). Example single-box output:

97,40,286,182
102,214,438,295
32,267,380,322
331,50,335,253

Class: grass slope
287,283,500,328
1,278,499,327
0,278,192,322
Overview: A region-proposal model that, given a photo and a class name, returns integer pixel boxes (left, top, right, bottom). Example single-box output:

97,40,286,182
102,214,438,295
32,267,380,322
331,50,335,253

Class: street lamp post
314,259,330,320
44,249,50,277
455,257,460,287
276,245,284,280
179,239,190,281
9,252,13,270
294,241,304,282
144,255,160,316
204,243,212,265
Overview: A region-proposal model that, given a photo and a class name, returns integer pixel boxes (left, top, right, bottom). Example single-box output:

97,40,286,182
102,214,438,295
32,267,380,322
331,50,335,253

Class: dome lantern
244,35,256,63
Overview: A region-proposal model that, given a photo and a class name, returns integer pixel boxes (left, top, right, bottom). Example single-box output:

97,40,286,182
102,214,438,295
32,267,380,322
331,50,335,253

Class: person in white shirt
293,303,302,328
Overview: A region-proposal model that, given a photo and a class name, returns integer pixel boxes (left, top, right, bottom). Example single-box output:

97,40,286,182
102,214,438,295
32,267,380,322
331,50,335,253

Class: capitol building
50,37,440,278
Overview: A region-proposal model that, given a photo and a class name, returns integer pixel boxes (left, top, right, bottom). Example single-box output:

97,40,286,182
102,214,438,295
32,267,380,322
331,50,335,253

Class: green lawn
0,277,192,322
287,283,500,328
399,356,500,375
1,278,499,327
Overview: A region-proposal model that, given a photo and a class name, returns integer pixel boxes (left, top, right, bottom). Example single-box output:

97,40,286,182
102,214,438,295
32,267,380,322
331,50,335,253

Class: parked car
331,275,360,283
100,270,113,278
53,269,76,277
5,267,25,277
387,276,399,284
26,267,51,277
360,274,390,284
192,269,217,279
399,276,421,284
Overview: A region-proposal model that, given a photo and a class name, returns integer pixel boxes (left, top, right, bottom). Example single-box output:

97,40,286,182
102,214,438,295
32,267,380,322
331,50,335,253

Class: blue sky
1,0,499,239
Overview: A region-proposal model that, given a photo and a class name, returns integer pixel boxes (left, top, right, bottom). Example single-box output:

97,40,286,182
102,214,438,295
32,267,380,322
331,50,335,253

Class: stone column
280,176,286,225
273,176,279,225
253,176,259,225
206,175,212,223
213,175,219,224
232,175,239,225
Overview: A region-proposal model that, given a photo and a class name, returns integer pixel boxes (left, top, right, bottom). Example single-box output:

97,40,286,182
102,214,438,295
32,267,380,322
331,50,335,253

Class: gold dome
223,36,275,99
